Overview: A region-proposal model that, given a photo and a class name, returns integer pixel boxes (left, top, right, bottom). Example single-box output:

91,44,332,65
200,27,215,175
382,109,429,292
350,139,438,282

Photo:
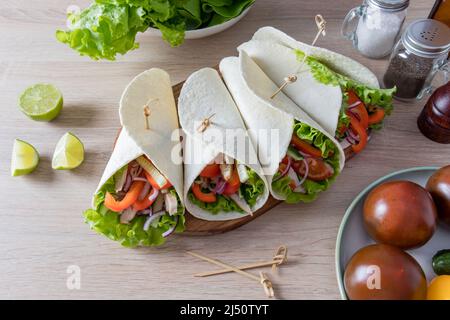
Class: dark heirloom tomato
363,181,437,249
426,165,450,228
344,244,427,300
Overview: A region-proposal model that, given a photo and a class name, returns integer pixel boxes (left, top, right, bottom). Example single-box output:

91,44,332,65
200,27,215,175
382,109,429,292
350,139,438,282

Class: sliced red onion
212,178,226,194
348,101,361,110
347,109,360,122
287,167,301,188
347,128,360,143
148,188,159,203
138,182,151,201
294,185,306,193
162,216,179,238
143,211,165,231
133,177,148,182
298,150,312,158
273,156,291,182
122,173,132,192
297,158,309,187
345,135,356,145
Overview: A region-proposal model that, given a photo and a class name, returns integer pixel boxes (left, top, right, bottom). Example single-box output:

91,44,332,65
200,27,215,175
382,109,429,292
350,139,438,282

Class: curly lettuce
57,0,254,60
271,121,340,204
84,166,185,248
239,168,264,207
188,191,243,214
294,50,396,131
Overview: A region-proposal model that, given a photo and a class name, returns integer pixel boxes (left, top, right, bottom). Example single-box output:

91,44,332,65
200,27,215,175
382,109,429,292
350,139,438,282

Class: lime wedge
11,139,40,176
19,84,63,121
52,132,84,170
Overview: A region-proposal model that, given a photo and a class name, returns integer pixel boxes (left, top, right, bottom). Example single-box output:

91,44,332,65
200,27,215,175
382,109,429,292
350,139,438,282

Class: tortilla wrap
238,27,380,137
94,68,184,207
178,68,269,221
220,53,345,200
251,26,379,88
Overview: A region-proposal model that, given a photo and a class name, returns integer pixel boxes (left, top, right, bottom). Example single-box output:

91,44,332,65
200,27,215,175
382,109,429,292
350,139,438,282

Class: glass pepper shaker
383,19,450,101
341,0,409,59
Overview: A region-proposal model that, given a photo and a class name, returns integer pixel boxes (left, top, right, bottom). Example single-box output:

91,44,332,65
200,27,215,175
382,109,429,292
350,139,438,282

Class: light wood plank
0,0,440,300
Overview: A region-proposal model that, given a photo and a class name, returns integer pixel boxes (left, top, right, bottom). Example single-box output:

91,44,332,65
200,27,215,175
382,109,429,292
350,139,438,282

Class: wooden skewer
194,260,283,277
197,113,216,133
143,106,151,130
187,251,275,298
270,14,327,99
270,75,298,99
194,245,288,277
260,272,274,298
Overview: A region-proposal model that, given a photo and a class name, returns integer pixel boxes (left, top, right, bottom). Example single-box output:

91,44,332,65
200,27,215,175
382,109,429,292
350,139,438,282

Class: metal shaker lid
403,19,450,57
368,0,409,11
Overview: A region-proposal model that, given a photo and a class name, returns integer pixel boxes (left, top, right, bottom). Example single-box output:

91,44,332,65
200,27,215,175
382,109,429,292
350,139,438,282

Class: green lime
52,132,84,170
11,139,40,176
19,84,63,121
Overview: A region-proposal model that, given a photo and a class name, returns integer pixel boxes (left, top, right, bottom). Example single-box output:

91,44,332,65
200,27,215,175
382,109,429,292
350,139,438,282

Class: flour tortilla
220,54,345,200
238,27,381,137
178,68,269,221
95,68,184,208
251,26,380,88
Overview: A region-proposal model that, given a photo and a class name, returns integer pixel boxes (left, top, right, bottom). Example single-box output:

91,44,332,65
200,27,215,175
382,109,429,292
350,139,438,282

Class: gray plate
335,167,450,300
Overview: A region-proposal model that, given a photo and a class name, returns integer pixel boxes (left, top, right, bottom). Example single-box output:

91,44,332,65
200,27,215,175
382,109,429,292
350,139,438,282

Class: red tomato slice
294,158,334,182
200,164,221,178
222,167,241,195
192,183,217,203
291,135,322,158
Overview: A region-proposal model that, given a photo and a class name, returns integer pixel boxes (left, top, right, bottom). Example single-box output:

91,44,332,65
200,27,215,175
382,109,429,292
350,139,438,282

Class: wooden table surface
0,0,442,300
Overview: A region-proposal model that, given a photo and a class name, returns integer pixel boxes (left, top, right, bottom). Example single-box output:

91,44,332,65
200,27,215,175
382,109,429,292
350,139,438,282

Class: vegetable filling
188,154,265,214
83,156,184,248
272,121,340,203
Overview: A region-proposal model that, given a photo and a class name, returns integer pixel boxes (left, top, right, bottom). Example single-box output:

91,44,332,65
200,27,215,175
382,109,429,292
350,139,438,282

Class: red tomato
368,107,385,125
192,183,216,203
223,167,241,195
294,158,334,182
200,164,221,178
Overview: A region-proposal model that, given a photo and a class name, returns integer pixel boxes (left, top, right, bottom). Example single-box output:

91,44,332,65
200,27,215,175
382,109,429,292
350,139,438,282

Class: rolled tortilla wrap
220,53,345,202
119,68,184,205
251,26,379,87
178,68,269,221
238,39,342,136
84,68,184,248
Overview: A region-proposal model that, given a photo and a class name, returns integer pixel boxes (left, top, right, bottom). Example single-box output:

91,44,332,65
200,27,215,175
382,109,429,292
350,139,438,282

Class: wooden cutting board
169,76,356,236
116,69,356,236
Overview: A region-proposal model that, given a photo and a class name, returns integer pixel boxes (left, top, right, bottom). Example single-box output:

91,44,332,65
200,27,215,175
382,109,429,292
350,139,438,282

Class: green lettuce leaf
85,166,185,248
271,121,341,204
294,50,396,130
239,168,265,207
56,3,148,60
57,0,254,59
188,191,244,214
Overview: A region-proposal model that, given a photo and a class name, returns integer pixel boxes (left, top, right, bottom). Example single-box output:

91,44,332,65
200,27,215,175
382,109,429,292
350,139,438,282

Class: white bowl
147,5,253,40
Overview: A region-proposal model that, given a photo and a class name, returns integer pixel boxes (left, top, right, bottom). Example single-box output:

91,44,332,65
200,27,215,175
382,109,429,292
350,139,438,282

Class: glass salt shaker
383,19,450,101
341,0,409,59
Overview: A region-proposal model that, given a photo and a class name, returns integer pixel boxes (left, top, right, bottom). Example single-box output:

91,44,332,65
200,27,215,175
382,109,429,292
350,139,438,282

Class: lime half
11,139,40,176
52,132,84,170
19,84,63,121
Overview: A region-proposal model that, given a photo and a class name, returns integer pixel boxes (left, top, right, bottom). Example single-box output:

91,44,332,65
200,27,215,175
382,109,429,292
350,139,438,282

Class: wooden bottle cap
418,81,450,144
